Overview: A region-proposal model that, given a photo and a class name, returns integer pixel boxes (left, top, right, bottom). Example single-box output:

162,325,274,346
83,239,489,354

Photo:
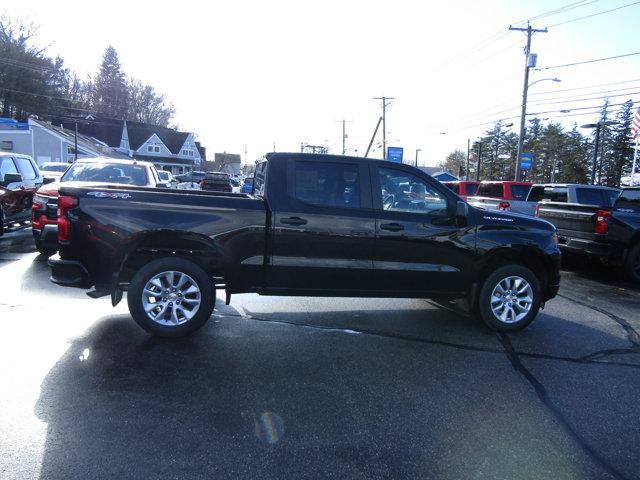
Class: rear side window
15,157,37,180
477,183,503,198
294,161,360,209
0,157,19,179
530,186,568,202
576,188,604,205
510,184,531,200
253,162,267,195
615,189,640,212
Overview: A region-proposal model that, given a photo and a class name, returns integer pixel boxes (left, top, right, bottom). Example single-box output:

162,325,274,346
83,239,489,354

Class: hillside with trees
0,16,175,127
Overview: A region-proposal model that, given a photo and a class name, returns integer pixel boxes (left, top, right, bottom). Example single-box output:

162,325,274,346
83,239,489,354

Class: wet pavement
1,228,639,479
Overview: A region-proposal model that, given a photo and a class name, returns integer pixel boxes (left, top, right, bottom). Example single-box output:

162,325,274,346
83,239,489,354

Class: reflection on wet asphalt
0,229,639,479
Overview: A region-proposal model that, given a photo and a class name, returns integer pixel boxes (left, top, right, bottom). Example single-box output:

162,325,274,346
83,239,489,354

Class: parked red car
443,181,480,200
31,158,164,254
1,153,44,235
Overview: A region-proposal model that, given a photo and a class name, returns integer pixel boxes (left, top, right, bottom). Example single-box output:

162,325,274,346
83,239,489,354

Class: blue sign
520,153,533,171
387,147,403,163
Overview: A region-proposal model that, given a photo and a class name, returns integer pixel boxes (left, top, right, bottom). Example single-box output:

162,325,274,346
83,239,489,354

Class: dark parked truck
49,153,561,337
537,187,640,282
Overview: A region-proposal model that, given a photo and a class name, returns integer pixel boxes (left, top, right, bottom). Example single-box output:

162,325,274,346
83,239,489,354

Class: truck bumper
32,224,58,250
558,236,612,257
545,252,561,301
48,254,92,288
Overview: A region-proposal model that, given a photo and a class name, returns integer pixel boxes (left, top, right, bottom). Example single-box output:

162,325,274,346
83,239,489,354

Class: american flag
632,106,640,139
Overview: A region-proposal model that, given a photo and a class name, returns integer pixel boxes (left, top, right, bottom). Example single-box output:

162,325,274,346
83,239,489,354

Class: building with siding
58,115,206,174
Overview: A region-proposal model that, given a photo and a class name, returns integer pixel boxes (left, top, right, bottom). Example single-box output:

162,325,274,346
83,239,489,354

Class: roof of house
56,115,200,157
30,118,129,159
126,121,189,154
132,154,196,165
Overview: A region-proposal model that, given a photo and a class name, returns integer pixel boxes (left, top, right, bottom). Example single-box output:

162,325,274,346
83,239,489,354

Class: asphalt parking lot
1,228,639,480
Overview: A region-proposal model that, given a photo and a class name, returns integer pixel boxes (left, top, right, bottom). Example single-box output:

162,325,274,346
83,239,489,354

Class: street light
581,121,618,185
415,148,421,167
515,77,562,181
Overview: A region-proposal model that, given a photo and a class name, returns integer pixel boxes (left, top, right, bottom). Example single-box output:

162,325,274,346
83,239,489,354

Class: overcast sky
5,0,640,166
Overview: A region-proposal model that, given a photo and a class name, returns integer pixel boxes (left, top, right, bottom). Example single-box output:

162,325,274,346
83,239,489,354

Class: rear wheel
127,257,215,337
476,264,541,332
624,243,640,283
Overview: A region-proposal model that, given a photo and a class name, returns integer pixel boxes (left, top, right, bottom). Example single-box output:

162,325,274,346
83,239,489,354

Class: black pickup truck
537,187,640,282
49,153,561,337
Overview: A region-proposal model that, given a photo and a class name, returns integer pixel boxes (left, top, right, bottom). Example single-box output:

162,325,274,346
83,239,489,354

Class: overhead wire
548,0,640,27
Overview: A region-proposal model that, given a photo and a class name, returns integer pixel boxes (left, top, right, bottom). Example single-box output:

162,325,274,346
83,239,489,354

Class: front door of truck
267,158,376,294
372,165,473,295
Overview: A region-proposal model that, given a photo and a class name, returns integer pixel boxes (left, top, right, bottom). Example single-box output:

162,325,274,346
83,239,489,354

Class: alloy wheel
141,271,201,326
490,275,533,324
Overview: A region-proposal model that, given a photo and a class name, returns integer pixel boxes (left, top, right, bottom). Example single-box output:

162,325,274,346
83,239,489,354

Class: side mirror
3,172,23,185
456,201,468,227
43,176,56,185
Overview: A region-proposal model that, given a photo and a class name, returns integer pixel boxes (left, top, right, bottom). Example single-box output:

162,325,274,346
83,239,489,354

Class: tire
624,243,640,283
127,257,215,338
476,264,541,332
34,235,56,255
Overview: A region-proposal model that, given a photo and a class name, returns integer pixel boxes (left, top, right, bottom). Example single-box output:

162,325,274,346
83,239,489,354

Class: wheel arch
117,230,224,284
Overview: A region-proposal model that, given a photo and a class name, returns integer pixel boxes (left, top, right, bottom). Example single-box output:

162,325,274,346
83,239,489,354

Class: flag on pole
631,106,640,139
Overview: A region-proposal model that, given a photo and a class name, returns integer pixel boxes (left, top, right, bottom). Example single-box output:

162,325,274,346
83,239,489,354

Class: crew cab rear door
267,157,376,293
371,165,472,295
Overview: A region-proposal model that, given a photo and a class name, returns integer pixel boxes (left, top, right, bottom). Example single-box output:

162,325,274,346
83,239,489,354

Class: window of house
147,145,154,152
294,161,360,209
154,146,160,153
15,157,37,180
378,167,447,215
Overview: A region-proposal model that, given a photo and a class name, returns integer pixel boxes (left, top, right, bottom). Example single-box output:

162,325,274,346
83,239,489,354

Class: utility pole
509,23,547,182
337,119,352,155
466,138,470,180
364,117,383,158
244,144,248,164
74,122,78,162
476,141,483,181
373,96,394,160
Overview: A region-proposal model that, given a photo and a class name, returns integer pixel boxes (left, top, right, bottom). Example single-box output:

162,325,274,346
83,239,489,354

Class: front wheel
476,264,541,332
127,257,215,337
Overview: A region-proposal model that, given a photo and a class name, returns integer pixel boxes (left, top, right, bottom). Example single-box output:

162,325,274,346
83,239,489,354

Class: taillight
57,195,78,243
594,209,611,235
534,203,540,217
498,201,510,211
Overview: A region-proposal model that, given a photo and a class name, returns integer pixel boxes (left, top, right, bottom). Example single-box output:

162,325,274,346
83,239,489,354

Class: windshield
40,163,70,173
61,163,149,185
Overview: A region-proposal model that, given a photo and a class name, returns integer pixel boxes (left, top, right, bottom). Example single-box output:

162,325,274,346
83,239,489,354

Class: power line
548,0,640,27
511,0,600,25
538,51,640,70
529,77,640,95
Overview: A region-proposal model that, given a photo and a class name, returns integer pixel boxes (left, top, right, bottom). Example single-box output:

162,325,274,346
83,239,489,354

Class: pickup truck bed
537,187,640,281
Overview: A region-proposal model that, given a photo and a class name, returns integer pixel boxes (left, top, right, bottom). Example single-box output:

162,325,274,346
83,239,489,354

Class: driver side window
378,167,448,215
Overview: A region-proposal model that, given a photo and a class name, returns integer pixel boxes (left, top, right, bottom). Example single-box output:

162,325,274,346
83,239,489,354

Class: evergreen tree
559,125,590,184
524,117,544,181
596,99,613,184
92,46,128,118
604,99,635,186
